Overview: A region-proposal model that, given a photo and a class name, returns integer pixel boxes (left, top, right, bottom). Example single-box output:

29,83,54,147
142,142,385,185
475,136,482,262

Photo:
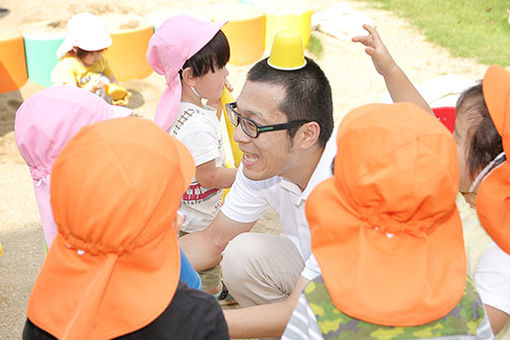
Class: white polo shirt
221,129,337,280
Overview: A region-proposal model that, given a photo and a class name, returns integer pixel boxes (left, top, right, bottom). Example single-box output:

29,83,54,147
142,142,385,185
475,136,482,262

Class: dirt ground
0,0,489,338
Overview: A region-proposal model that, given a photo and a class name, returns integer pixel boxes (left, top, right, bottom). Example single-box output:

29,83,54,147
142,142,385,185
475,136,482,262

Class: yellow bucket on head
267,31,306,71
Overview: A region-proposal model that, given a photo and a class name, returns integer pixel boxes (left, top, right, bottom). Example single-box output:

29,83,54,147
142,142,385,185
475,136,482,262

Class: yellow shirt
51,54,114,91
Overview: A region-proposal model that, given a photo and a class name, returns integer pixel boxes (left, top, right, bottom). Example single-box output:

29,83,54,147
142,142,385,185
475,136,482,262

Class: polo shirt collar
280,127,338,202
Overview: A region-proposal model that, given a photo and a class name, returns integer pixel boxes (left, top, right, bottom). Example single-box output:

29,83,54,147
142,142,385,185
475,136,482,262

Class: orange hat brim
307,177,465,326
27,229,180,339
476,163,510,254
482,65,510,139
477,65,510,254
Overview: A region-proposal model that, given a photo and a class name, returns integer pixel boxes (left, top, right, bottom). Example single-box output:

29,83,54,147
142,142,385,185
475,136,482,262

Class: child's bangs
185,30,230,77
210,30,230,70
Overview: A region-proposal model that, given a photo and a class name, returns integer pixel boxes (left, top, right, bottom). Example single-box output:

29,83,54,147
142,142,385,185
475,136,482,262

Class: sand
0,0,488,338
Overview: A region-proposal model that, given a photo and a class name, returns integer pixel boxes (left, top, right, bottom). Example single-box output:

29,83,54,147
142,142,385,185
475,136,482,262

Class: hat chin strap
190,86,202,100
467,152,506,193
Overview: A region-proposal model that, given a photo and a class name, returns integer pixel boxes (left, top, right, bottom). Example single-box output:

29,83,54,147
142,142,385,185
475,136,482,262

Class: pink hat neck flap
146,15,226,132
14,86,131,247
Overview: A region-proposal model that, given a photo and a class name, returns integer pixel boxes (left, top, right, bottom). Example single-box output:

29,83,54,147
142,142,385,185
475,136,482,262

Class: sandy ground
0,0,489,338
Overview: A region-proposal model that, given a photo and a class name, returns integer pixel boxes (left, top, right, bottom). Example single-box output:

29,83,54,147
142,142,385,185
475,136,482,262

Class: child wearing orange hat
283,102,494,339
22,117,228,339
353,25,510,337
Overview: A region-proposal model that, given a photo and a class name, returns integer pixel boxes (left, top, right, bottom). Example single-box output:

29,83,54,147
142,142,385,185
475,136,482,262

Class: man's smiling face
233,81,301,181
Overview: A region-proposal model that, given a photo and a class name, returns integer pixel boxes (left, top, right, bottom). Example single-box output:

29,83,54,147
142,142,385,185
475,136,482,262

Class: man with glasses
180,56,336,338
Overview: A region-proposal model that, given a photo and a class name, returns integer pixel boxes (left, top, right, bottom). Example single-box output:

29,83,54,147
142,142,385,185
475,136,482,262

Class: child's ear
181,67,196,87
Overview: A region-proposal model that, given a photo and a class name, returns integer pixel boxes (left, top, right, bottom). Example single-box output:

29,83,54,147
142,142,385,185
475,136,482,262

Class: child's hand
225,79,233,93
352,25,397,77
90,78,107,92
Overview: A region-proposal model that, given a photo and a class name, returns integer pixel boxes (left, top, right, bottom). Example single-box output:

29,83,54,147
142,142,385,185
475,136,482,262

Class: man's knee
221,232,261,281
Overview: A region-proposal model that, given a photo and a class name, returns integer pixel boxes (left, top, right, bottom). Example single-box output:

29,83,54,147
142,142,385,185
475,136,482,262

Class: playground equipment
0,32,28,93
432,107,456,133
3,4,314,91
105,24,154,82
23,32,65,87
220,87,242,167
219,9,266,66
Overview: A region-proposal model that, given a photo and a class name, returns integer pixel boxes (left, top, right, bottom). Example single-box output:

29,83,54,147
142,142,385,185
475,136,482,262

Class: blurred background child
147,15,237,299
51,12,117,98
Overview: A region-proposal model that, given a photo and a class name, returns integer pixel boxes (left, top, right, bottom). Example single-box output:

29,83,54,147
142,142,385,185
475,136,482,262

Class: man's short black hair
246,57,334,147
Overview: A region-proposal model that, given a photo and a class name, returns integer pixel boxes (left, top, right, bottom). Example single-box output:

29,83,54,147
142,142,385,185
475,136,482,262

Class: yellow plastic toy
105,83,132,106
220,87,243,167
222,162,235,200
267,31,306,70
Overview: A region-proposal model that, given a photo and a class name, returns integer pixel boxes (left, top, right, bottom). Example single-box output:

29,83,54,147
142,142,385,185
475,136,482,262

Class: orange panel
105,25,154,82
0,33,28,93
222,14,266,66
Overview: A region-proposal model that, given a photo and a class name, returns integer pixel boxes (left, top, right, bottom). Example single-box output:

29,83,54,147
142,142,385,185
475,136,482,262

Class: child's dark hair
74,47,104,60
182,30,230,77
456,83,503,179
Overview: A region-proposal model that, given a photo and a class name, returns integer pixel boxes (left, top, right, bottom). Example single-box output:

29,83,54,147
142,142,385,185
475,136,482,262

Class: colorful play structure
0,2,313,93
0,3,313,167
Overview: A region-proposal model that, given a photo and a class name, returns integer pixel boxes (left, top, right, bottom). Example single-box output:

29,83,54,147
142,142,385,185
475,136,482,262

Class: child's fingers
363,24,383,43
365,47,376,56
352,35,371,46
225,79,234,92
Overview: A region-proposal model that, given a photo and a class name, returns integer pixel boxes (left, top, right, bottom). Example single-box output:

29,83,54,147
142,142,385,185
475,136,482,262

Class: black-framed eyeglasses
225,102,311,138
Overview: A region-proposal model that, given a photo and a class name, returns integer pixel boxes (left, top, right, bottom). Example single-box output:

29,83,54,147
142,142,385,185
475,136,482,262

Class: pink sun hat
14,86,131,248
146,15,227,132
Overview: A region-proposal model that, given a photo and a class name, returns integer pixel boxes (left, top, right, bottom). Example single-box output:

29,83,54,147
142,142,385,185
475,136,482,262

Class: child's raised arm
353,24,433,115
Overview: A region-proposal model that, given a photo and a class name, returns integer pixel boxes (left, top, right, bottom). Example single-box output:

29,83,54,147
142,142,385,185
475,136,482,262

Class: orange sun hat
477,64,510,254
26,117,195,339
306,102,465,326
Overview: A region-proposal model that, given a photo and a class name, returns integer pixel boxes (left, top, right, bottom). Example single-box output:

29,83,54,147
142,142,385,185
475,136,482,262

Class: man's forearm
224,298,295,338
179,231,223,271
223,276,309,338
